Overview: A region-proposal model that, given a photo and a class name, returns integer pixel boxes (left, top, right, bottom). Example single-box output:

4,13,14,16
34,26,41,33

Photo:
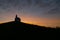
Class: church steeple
15,14,21,22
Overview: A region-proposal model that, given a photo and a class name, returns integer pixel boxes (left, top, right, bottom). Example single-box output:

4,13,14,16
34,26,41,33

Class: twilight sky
0,0,60,28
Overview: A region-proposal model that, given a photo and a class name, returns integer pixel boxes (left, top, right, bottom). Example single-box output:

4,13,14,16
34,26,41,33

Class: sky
0,0,60,28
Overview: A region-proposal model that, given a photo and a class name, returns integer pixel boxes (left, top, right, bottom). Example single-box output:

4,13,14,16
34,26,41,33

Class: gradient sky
0,0,60,28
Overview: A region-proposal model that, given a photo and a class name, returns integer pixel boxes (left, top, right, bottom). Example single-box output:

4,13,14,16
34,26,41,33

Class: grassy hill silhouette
0,21,56,36
0,15,56,37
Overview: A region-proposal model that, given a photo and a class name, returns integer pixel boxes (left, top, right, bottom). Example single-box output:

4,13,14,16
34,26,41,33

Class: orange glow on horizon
0,14,60,28
20,15,60,28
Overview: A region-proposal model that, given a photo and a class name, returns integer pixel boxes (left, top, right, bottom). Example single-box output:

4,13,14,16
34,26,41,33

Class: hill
0,21,56,36
0,21,57,40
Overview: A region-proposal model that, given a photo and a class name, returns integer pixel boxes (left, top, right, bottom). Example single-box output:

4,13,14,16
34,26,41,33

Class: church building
15,14,21,22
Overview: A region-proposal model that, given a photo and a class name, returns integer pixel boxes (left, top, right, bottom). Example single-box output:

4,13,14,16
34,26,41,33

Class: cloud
0,17,4,20
48,7,60,14
0,0,60,15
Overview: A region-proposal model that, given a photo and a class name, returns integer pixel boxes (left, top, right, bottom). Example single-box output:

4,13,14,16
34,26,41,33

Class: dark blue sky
0,0,60,27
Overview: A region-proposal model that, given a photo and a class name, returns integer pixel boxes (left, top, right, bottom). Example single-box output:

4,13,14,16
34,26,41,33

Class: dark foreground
0,21,56,39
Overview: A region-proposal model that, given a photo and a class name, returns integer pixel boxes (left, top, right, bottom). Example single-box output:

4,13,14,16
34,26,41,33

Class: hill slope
0,21,56,36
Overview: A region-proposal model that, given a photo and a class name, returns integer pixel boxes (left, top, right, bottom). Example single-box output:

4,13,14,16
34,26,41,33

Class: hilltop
0,21,56,35
0,15,56,37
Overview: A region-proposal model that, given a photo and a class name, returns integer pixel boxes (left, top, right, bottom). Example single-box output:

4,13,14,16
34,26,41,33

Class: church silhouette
15,14,21,22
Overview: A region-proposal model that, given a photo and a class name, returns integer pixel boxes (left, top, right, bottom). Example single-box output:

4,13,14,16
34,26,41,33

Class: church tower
15,14,21,22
